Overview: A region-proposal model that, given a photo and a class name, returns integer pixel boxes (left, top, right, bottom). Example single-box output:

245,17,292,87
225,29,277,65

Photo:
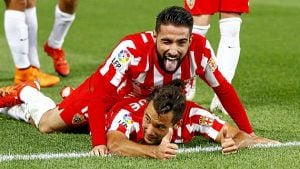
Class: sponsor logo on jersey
199,116,214,127
118,113,133,128
112,49,130,69
186,0,195,9
118,49,130,63
208,58,217,72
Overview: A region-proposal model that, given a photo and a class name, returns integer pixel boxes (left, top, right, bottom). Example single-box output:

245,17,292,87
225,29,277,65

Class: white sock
4,103,30,123
25,7,40,68
192,24,210,37
0,108,9,116
0,104,30,122
47,5,75,49
19,86,56,127
4,10,30,69
216,17,242,82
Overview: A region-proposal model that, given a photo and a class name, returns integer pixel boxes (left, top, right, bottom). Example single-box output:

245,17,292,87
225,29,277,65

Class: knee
5,0,27,10
38,122,54,134
59,0,78,13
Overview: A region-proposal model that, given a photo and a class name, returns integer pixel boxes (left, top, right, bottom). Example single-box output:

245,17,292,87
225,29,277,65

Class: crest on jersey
208,57,217,72
199,116,214,127
186,0,195,9
72,113,87,125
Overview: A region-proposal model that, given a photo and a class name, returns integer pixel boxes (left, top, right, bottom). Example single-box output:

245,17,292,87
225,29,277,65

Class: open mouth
165,56,179,61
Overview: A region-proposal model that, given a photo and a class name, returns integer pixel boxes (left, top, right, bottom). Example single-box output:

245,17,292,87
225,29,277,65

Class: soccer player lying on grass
105,80,280,159
0,80,279,159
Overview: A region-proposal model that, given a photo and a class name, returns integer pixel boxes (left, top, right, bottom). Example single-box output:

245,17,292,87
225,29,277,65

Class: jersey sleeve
178,102,225,142
87,35,141,146
198,39,253,134
88,97,107,146
88,33,152,147
188,106,225,140
99,39,135,87
107,109,137,139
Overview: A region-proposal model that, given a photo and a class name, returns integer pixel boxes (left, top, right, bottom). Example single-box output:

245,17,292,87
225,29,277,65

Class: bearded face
155,24,192,73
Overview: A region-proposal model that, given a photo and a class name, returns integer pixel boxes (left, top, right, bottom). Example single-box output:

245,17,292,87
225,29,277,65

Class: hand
89,145,108,156
155,128,178,160
252,135,281,145
221,126,238,155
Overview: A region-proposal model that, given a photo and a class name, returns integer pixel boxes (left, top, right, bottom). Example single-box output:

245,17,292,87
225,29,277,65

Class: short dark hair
155,6,193,34
147,79,186,125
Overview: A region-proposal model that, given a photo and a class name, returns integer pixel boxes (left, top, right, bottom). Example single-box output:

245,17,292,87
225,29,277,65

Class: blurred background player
44,0,78,77
184,0,249,114
3,0,60,87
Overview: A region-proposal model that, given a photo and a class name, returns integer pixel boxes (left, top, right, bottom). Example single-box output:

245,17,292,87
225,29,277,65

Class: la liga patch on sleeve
111,49,130,70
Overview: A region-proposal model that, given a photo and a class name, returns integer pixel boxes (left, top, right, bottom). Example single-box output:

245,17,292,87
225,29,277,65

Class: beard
157,50,183,74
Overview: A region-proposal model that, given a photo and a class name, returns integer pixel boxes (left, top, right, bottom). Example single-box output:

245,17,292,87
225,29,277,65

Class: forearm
88,71,119,146
107,132,158,158
88,99,106,146
213,80,253,134
110,140,158,158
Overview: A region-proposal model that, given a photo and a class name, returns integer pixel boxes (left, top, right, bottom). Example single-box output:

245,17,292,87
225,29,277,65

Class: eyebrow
155,123,167,129
155,115,168,127
146,112,169,128
161,37,188,42
145,113,151,119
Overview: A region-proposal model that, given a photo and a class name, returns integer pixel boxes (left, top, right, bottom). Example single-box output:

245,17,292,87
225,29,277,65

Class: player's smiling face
142,101,174,145
154,24,192,73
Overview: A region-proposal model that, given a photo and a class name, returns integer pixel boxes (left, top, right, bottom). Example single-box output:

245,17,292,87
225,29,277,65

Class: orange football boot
14,67,36,85
0,81,40,108
31,67,60,87
14,67,60,88
44,42,70,76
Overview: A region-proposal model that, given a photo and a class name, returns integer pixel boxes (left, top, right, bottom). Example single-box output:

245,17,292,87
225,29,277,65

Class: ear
153,30,157,38
153,30,157,43
189,35,193,46
173,119,183,129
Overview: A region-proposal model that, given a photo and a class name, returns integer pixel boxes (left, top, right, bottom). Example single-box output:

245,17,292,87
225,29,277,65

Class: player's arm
215,123,280,154
87,39,136,151
215,123,253,154
196,39,253,134
201,55,253,134
107,128,178,160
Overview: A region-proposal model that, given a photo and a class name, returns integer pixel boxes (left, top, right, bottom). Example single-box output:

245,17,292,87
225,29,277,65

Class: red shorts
184,0,249,15
58,71,121,128
58,76,92,127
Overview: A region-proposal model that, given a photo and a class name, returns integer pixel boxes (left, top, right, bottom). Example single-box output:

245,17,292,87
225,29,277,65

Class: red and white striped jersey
98,31,222,99
106,97,225,143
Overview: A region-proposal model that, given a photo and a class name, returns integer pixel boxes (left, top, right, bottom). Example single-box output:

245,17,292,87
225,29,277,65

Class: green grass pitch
0,0,299,168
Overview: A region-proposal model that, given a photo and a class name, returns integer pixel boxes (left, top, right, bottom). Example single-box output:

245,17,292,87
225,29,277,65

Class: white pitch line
178,141,300,153
1,141,299,162
0,152,89,162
